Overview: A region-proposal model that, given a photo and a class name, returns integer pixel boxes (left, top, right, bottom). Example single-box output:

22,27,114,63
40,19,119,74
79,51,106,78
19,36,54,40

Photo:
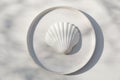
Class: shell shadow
68,26,82,55
67,11,104,75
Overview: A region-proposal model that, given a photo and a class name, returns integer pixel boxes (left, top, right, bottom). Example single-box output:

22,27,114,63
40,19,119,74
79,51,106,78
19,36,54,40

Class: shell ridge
54,23,61,50
68,23,73,47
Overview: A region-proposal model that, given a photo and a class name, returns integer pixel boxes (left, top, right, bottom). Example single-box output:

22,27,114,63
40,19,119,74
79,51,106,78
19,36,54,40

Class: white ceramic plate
27,7,96,74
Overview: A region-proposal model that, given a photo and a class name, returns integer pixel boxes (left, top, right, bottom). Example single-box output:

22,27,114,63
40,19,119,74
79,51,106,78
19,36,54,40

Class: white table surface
0,0,120,80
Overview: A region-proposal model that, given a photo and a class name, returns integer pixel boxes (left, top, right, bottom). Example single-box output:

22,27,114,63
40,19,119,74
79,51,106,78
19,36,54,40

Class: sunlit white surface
0,0,120,80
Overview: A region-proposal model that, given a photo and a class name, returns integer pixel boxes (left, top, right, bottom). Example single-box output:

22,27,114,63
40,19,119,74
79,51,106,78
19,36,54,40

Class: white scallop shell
45,22,80,54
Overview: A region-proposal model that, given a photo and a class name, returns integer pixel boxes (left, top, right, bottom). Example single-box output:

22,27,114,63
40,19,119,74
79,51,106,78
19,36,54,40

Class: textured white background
0,0,120,80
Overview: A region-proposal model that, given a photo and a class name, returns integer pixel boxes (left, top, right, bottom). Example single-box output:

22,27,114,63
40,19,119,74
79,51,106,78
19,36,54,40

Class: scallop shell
45,22,80,54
